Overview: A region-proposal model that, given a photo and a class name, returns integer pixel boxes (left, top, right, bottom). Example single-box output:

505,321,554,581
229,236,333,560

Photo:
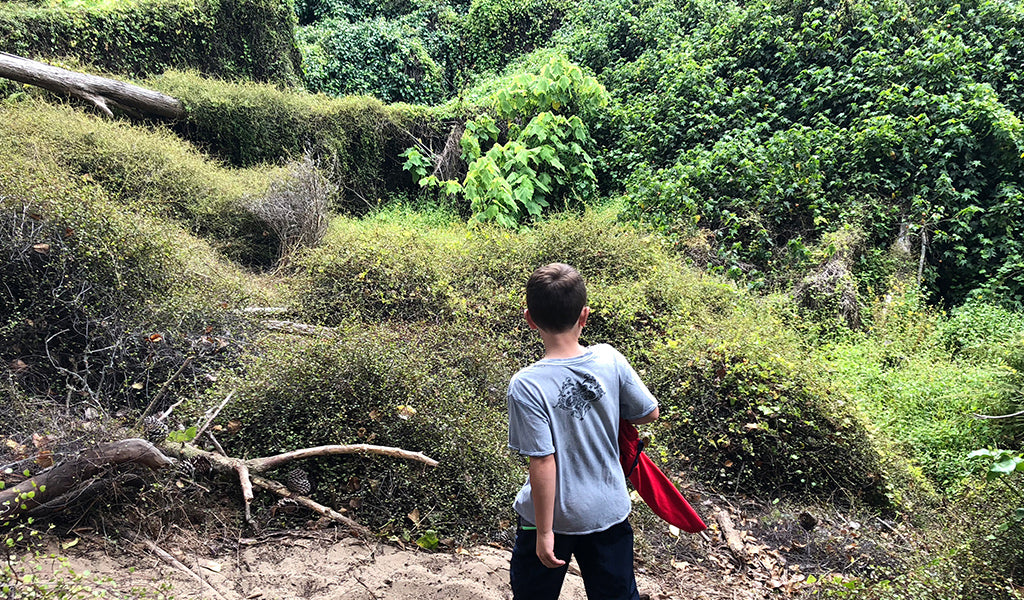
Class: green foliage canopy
0,0,301,83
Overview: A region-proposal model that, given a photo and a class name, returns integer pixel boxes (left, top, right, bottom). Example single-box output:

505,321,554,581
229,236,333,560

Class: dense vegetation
2,0,1024,597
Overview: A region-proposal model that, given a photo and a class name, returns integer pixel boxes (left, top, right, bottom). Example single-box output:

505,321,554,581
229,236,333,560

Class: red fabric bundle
618,419,706,533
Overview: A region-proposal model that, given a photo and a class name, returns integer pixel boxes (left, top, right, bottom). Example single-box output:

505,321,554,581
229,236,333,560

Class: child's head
526,263,588,333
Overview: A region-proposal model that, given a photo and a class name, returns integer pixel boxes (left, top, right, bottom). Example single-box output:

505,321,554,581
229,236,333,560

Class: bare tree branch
973,409,1024,420
248,444,439,471
133,535,232,600
262,319,338,338
251,475,371,537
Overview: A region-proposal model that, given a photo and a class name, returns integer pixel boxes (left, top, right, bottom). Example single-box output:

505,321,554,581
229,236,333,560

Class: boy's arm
528,454,566,569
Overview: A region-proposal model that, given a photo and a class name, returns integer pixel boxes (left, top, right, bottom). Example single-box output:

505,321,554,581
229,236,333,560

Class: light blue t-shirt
507,344,658,534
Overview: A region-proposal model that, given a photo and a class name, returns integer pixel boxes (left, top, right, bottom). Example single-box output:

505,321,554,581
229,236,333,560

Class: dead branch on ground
262,319,338,338
0,439,174,522
2,437,436,536
715,510,749,563
973,408,1024,420
251,475,371,536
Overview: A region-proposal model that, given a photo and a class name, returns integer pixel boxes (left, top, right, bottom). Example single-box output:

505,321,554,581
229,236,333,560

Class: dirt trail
19,532,763,600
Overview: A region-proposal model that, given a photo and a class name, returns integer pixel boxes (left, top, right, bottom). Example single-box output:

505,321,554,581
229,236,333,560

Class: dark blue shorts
510,519,640,600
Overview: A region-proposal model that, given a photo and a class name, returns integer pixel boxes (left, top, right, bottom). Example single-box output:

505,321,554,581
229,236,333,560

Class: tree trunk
0,51,184,119
0,439,174,523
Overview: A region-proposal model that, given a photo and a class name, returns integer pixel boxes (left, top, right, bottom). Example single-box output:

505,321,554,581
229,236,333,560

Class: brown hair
526,263,587,333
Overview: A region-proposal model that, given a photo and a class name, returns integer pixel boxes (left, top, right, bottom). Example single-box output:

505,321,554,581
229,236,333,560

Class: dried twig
206,431,227,456
137,356,194,425
233,307,291,315
251,475,371,537
194,390,236,440
135,536,231,600
157,396,187,422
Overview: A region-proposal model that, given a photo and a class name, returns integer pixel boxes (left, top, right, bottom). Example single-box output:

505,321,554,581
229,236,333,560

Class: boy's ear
578,306,590,328
524,308,540,330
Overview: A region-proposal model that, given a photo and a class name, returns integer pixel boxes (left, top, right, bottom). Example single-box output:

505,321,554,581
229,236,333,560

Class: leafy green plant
404,53,608,227
461,0,569,73
298,17,447,104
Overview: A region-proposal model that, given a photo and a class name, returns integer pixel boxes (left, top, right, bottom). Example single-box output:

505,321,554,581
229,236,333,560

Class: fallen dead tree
1,436,437,538
0,51,184,119
164,441,439,535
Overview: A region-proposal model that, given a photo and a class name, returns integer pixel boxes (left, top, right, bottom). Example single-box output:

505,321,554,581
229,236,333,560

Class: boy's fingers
538,552,566,568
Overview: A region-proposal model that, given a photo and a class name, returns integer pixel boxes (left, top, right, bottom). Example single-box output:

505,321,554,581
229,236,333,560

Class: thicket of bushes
276,0,1024,309
546,0,1024,306
0,114,268,417
2,99,286,266
149,71,459,213
290,0,566,102
298,17,447,104
281,209,914,509
0,0,300,83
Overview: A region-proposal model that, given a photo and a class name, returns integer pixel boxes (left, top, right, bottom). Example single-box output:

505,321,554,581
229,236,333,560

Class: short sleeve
615,351,658,421
507,378,555,456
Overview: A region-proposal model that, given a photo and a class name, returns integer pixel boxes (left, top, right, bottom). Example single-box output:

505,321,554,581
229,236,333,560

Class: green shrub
939,297,1024,363
462,0,569,74
294,0,421,24
1,99,284,266
291,218,456,323
0,0,300,83
825,465,1024,600
298,17,447,104
151,71,444,213
0,146,265,409
826,291,1012,488
405,52,609,226
197,329,520,535
645,306,898,504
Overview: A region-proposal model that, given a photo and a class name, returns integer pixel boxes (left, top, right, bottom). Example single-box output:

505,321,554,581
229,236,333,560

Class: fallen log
0,51,184,119
2,436,437,536
0,439,174,523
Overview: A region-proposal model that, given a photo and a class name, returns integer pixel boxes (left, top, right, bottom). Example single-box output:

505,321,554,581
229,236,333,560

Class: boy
507,263,660,600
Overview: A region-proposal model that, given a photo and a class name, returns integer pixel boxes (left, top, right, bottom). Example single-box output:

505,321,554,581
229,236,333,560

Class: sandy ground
12,531,766,600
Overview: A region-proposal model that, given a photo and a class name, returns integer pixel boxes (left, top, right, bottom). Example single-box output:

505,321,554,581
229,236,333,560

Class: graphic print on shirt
555,373,604,420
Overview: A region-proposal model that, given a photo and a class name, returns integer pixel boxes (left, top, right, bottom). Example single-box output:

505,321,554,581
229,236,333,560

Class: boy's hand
536,530,565,568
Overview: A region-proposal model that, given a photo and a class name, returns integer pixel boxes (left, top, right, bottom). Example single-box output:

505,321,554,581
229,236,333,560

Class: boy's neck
539,328,587,359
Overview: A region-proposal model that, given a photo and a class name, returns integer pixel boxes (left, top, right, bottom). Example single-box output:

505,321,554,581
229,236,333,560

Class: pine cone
798,511,818,531
285,467,311,495
142,415,169,444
